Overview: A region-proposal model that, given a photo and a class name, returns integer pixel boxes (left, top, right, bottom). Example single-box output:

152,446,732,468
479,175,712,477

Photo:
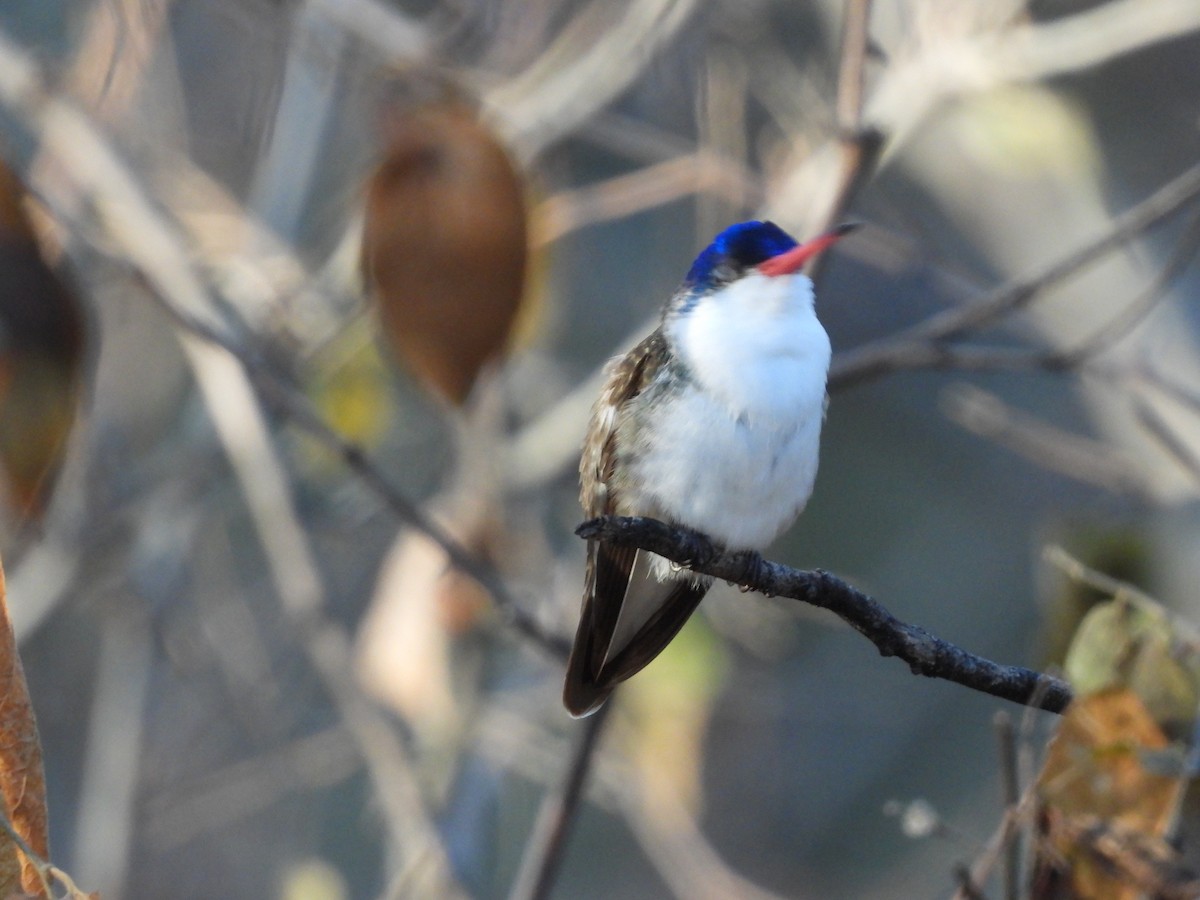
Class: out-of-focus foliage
1033,587,1200,899
307,322,395,455
361,89,529,407
1065,592,1200,736
619,616,729,819
0,163,83,522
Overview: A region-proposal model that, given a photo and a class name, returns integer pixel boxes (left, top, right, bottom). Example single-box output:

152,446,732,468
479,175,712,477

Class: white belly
624,381,824,550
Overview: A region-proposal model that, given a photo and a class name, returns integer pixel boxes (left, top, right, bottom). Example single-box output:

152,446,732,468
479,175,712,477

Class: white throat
666,271,831,422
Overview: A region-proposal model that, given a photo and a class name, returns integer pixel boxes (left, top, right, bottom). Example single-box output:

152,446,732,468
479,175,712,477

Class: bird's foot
673,524,719,570
728,549,767,595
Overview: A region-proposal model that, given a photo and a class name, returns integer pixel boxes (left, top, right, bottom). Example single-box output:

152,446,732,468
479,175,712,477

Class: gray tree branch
576,515,1073,714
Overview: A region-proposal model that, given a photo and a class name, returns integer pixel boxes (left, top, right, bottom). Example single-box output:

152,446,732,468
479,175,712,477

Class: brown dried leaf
1034,812,1200,899
361,93,529,406
1033,689,1189,900
0,559,49,898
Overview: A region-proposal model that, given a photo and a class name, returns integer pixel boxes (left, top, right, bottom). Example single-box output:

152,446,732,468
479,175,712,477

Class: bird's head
668,220,857,318
661,220,854,409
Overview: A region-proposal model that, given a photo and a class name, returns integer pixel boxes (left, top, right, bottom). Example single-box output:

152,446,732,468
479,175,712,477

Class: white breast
625,271,831,550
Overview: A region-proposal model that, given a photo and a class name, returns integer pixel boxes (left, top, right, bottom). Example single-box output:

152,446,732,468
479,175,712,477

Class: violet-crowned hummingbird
563,220,856,717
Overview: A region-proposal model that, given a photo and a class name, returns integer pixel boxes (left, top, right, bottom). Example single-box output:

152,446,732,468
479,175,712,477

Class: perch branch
576,516,1073,714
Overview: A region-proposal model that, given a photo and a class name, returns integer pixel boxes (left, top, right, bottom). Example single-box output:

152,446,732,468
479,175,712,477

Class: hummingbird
563,220,856,717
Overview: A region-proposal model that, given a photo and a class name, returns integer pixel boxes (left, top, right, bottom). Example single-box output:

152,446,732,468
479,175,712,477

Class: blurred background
1,0,1200,897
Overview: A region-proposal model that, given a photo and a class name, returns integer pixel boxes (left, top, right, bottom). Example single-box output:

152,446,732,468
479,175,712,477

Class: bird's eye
713,263,738,284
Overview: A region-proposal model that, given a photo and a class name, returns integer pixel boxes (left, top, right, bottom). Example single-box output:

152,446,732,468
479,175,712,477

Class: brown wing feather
565,331,692,717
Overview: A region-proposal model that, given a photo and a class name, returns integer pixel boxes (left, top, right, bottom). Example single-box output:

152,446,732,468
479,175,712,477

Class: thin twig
993,711,1020,900
954,864,989,900
611,778,791,900
531,153,755,248
577,516,1073,714
830,160,1200,391
835,0,873,135
0,30,481,896
811,0,881,287
1136,360,1200,420
507,703,613,900
952,677,1055,900
940,383,1153,497
1133,396,1200,488
141,726,360,851
0,808,89,899
862,0,1200,160
476,705,788,900
163,307,567,658
844,205,1200,383
1052,208,1200,365
1041,545,1154,604
952,784,1043,900
486,0,703,159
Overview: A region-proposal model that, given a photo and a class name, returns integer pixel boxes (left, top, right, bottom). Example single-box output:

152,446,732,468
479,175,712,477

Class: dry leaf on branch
1032,588,1200,900
361,83,530,407
0,559,49,898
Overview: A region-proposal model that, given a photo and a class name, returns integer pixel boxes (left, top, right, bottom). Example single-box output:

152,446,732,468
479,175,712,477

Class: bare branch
843,205,1200,385
487,0,702,159
177,337,466,896
864,0,1200,157
941,383,1153,497
810,0,881,286
531,153,757,248
1053,209,1200,366
475,705,790,900
830,160,1200,391
1133,396,1200,488
576,516,1073,714
952,780,1042,900
306,0,427,57
835,0,873,136
507,704,612,900
994,711,1021,900
0,28,560,897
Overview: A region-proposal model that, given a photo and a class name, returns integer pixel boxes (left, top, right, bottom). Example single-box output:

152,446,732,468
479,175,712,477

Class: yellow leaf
1065,595,1200,737
307,324,394,451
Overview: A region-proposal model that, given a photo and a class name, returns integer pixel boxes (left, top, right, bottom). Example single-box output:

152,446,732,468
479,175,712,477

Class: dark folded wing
565,331,673,716
562,539,636,716
594,565,708,686
564,544,709,717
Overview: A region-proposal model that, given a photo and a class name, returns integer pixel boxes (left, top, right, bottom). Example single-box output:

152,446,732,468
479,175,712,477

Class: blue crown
683,221,798,290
